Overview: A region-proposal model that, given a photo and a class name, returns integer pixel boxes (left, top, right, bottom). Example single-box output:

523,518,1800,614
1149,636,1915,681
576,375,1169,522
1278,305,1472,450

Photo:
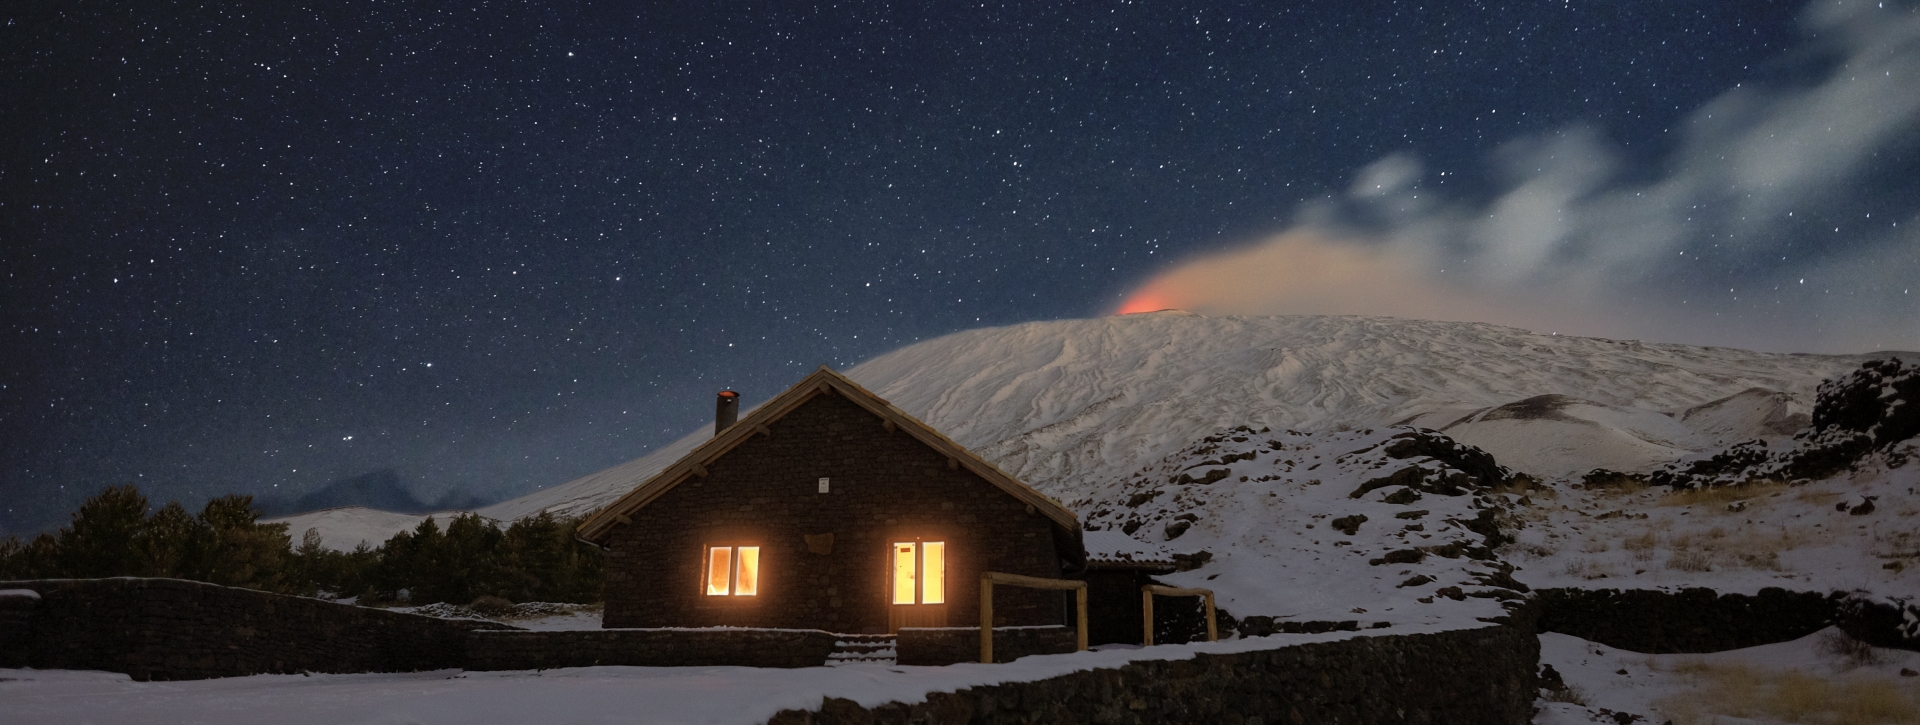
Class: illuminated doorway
888,540,947,631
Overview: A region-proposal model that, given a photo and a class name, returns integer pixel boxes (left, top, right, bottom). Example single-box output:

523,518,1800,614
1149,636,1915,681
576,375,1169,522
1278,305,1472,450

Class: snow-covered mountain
273,313,1886,550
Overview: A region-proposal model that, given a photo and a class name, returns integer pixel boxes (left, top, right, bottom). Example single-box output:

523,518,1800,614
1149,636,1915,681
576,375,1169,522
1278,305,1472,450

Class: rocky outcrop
1651,358,1920,489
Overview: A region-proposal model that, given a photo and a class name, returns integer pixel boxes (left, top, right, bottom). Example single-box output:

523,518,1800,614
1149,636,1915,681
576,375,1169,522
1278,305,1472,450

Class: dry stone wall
0,578,513,681
771,621,1542,725
469,628,839,669
1535,587,1840,653
896,625,1076,665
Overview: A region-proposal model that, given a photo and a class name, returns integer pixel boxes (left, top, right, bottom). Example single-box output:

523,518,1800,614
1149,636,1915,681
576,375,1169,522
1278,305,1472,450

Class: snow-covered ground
0,626,1435,725
1075,424,1522,629
274,314,1881,550
1536,628,1920,724
1504,460,1920,596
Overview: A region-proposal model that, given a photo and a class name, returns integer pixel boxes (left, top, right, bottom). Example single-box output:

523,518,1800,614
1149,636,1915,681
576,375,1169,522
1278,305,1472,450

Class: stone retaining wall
0,578,513,681
468,628,839,669
771,620,1541,724
1535,587,1840,653
896,625,1076,665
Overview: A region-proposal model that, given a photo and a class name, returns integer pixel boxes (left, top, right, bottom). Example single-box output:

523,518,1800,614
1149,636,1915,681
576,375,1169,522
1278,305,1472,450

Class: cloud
1118,0,1920,354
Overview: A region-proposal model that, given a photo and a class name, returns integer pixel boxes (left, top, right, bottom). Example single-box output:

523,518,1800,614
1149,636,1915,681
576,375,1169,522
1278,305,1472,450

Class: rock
1173,468,1232,485
1581,469,1649,490
1397,575,1435,588
1435,586,1466,601
1849,497,1876,516
1382,487,1422,505
1171,550,1213,572
1369,549,1425,566
1164,520,1193,540
1538,663,1566,689
1331,515,1367,536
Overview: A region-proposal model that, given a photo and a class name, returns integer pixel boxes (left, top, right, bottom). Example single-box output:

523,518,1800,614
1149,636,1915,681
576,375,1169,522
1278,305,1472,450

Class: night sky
6,1,1917,535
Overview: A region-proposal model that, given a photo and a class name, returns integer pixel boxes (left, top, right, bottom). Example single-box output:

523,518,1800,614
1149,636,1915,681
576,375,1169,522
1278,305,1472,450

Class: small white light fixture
818,477,830,494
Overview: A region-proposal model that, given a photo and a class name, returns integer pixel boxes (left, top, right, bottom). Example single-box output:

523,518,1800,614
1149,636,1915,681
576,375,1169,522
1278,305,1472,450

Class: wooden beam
613,513,632,526
1142,587,1155,646
1142,584,1218,644
1075,585,1089,652
979,571,1089,662
980,574,994,665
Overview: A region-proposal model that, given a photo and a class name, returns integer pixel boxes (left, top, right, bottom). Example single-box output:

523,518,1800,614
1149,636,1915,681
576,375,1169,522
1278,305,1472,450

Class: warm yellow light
705,546,732,596
892,542,917,604
922,541,945,604
734,546,759,596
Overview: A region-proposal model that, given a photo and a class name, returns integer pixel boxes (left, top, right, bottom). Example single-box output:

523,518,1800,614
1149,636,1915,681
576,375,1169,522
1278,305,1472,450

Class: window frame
702,543,761,597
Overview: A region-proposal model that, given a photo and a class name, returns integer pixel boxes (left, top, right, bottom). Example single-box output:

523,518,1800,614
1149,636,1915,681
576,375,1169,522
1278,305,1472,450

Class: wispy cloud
1119,0,1920,353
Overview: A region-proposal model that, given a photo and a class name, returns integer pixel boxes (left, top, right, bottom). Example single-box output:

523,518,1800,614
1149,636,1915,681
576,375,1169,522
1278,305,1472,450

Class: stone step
825,635,897,667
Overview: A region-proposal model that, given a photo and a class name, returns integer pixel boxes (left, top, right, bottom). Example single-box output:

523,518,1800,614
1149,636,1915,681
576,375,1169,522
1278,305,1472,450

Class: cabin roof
576,365,1081,543
1080,530,1177,571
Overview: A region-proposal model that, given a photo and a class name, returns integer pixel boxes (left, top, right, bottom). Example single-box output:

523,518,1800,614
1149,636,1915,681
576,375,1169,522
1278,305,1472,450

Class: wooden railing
1141,584,1217,646
978,571,1088,663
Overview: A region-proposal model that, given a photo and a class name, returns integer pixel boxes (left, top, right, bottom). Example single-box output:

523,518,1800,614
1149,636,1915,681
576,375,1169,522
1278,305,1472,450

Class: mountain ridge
271,314,1895,549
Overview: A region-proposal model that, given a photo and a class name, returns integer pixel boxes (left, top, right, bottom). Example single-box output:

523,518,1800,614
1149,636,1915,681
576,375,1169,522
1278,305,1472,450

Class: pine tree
54,485,150,577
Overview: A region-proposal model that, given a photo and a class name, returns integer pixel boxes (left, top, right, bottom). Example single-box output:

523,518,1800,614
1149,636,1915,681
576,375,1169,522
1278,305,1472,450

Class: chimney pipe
715,390,740,435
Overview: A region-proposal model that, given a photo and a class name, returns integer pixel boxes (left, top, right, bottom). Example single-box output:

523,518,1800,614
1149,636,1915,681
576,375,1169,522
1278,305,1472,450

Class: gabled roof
576,365,1080,543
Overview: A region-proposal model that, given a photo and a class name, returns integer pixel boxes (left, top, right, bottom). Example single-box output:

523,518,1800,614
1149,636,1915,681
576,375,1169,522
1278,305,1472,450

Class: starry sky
6,1,1917,535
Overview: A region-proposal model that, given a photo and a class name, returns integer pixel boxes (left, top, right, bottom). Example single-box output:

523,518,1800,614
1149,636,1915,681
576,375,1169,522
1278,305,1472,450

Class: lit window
705,545,760,596
891,540,945,605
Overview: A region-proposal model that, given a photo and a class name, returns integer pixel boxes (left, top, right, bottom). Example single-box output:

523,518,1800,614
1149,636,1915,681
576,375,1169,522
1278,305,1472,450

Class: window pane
706,546,732,596
923,541,945,604
892,542,917,604
734,546,759,596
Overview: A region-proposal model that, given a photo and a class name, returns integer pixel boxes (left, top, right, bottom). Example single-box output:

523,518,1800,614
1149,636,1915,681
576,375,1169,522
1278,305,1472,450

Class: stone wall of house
468,628,840,670
0,578,512,681
896,625,1077,666
770,621,1542,725
603,390,1068,634
1535,587,1840,653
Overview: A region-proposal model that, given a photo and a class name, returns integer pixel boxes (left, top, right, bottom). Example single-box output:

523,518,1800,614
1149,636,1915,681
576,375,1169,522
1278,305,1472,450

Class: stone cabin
576,366,1085,634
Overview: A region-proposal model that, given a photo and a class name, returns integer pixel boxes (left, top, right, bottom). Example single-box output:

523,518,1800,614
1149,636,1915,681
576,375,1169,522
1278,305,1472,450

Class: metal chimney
715,390,740,435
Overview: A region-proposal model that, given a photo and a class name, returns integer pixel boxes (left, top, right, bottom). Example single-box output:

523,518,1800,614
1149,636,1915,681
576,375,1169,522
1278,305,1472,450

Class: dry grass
1666,551,1713,572
1581,537,1613,553
1654,662,1920,725
1559,558,1618,580
1623,531,1659,550
1658,480,1790,510
1540,683,1590,706
1629,524,1813,573
1509,541,1557,559
1819,630,1893,669
1796,488,1844,506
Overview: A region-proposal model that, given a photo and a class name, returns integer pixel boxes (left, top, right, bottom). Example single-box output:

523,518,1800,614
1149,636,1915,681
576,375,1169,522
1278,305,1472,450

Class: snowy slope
1075,425,1526,629
281,314,1881,549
